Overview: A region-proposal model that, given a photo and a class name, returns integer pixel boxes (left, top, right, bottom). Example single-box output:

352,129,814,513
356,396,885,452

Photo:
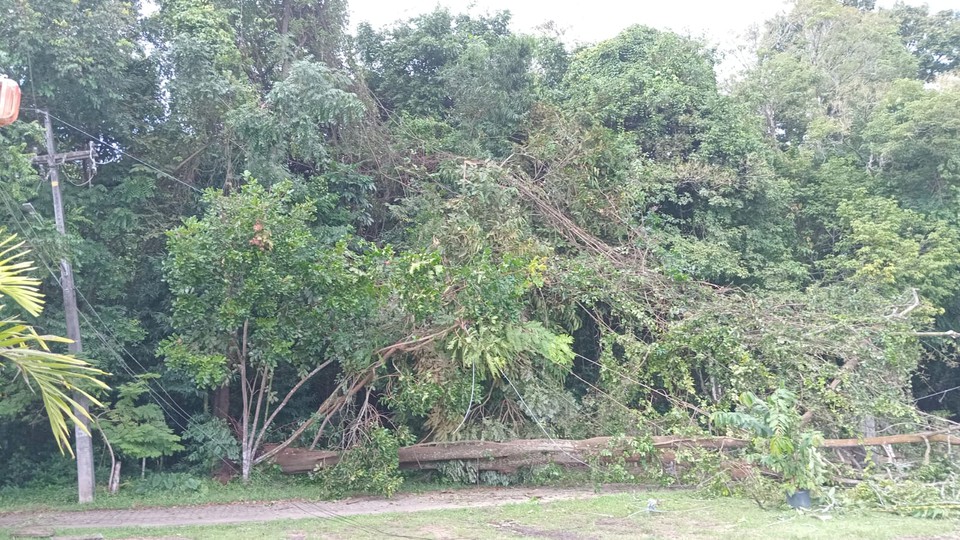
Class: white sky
349,0,960,49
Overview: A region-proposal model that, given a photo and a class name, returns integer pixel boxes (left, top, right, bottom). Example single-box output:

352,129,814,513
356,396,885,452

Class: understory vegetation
2,0,960,520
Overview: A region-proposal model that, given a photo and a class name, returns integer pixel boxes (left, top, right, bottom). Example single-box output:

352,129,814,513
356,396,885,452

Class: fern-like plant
712,389,825,494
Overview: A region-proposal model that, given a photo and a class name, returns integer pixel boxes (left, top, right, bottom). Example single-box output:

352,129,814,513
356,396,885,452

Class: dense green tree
741,0,915,150
862,80,960,214
889,3,960,81
562,25,723,160
161,182,383,481
356,9,535,156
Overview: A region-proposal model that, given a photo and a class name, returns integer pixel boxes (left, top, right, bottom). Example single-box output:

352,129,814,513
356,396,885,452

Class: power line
0,113,200,420
9,200,195,420
573,350,708,417
501,371,588,467
0,189,192,426
288,500,430,540
453,359,476,434
71,284,193,419
24,109,203,194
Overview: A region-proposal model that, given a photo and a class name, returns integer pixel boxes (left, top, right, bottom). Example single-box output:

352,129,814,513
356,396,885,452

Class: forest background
1,0,960,503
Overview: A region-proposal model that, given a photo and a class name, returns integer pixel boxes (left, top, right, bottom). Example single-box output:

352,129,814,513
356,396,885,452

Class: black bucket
786,489,812,509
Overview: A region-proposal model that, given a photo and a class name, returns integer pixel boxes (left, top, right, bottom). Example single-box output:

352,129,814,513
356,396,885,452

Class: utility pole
38,111,96,504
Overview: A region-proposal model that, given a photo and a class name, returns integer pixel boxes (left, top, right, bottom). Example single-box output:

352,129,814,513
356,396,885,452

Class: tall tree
889,3,960,81
161,183,383,481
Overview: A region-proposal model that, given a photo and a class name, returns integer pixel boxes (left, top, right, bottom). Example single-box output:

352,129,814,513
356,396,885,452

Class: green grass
3,491,957,540
0,474,320,512
0,471,482,513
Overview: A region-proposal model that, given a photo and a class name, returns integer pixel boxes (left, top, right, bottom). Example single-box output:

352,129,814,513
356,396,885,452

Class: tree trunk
238,319,254,483
98,426,120,494
213,382,230,420
266,436,748,474
109,462,121,495
141,457,146,479
241,449,253,482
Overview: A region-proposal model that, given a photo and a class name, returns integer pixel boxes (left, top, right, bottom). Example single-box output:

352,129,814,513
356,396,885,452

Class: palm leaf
1,319,108,455
0,234,44,317
0,233,110,455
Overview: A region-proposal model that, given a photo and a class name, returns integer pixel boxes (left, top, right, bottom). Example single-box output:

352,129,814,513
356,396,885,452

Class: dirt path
0,486,625,530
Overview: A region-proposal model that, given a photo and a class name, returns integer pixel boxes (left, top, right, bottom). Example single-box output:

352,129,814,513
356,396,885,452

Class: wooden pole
42,111,95,504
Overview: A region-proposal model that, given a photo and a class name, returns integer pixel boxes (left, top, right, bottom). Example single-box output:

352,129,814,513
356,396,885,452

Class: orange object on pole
0,78,22,127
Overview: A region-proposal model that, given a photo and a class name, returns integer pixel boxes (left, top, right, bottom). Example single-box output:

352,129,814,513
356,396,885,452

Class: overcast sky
349,0,960,50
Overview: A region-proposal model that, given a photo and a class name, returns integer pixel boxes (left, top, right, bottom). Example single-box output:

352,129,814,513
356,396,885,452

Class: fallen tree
265,432,960,474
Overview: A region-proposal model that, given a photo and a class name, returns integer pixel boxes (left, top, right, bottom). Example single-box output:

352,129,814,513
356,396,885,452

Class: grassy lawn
0,472,482,513
0,476,321,512
5,491,957,540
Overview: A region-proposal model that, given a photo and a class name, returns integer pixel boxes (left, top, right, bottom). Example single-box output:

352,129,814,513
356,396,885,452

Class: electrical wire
453,359,476,434
501,371,589,467
0,188,191,424
24,109,203,194
572,351,708,416
288,500,431,540
0,189,192,425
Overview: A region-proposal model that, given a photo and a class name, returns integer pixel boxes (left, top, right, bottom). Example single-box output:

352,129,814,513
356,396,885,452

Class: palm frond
0,233,112,454
0,234,45,317
1,322,109,454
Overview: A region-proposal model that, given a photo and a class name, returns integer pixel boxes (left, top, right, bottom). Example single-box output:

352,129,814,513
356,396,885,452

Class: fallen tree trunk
821,433,960,448
265,431,960,475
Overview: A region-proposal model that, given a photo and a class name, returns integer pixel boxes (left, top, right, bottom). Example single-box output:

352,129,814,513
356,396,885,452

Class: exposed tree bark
109,462,121,495
96,419,120,495
212,382,230,421
913,331,960,339
267,435,749,474
279,0,293,78
239,319,254,482
820,433,960,447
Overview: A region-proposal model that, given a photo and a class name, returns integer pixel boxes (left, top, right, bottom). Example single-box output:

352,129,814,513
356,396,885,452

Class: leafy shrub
526,463,565,485
181,414,240,472
99,378,184,464
313,427,413,497
712,389,825,494
0,449,75,488
586,434,658,486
